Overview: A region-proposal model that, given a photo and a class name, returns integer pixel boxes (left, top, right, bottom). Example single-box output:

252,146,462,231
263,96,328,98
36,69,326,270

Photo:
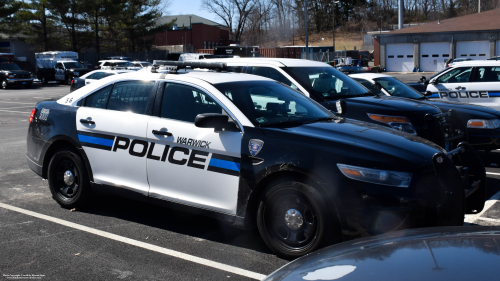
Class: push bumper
425,110,464,151
6,78,33,85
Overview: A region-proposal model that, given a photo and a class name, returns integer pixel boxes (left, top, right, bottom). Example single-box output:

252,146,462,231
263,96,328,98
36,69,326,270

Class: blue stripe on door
488,92,500,97
78,134,114,147
208,158,240,172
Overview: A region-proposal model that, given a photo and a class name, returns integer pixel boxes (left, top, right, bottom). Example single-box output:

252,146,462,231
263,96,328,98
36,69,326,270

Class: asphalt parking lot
0,82,499,280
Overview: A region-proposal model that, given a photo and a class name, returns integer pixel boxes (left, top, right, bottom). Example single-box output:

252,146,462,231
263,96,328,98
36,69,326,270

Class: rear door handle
152,130,172,136
80,119,95,125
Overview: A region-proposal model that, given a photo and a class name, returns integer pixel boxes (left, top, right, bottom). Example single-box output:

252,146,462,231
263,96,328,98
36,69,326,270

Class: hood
265,226,500,281
324,96,441,116
1,69,30,74
262,118,444,169
425,99,500,119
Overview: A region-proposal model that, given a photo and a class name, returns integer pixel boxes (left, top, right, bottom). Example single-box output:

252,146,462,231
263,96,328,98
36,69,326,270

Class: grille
15,74,30,79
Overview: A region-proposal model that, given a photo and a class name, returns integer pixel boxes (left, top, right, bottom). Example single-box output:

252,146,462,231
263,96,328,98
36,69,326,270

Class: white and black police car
27,61,486,258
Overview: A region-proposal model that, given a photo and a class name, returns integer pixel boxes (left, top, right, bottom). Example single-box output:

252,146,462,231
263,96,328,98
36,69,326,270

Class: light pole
332,0,339,62
189,15,193,50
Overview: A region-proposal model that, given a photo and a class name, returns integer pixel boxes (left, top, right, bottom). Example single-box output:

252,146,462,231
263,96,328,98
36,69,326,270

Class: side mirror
371,82,382,92
424,91,433,97
194,113,237,132
336,99,348,115
430,79,439,85
419,76,427,82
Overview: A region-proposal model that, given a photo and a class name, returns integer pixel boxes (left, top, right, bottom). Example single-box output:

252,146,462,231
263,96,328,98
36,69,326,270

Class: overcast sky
166,0,222,24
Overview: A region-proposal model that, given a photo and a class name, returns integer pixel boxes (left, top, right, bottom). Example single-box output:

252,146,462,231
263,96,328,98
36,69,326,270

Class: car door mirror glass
195,113,235,132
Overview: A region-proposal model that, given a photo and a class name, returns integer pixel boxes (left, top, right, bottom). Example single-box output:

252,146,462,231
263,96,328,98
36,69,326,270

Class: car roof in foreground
349,73,390,79
59,70,274,105
205,57,329,67
452,60,500,66
265,226,500,281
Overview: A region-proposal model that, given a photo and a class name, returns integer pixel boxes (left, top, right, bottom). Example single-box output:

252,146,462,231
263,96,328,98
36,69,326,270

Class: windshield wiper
303,117,336,124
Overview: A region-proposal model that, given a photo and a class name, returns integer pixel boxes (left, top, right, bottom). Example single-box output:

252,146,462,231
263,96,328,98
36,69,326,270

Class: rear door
427,66,472,104
468,66,500,110
76,80,156,195
146,81,242,215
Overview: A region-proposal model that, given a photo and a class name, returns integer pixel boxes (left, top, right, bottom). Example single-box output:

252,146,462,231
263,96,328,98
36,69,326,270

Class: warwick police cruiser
26,61,486,258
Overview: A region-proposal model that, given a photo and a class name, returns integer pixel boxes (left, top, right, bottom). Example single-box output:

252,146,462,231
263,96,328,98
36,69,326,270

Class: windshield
373,77,423,99
0,63,21,70
429,68,452,80
63,62,85,68
214,81,335,127
284,66,371,99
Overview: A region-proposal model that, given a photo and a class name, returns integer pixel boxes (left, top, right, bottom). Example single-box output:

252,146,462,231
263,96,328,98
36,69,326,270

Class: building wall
153,24,230,51
0,39,36,66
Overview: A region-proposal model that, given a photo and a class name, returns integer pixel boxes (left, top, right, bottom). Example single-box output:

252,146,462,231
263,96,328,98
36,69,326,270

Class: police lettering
176,136,211,149
112,137,209,169
437,91,490,98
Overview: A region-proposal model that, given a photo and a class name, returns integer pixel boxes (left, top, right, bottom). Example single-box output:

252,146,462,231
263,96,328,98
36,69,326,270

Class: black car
0,62,34,89
351,74,500,151
27,63,486,258
264,226,500,281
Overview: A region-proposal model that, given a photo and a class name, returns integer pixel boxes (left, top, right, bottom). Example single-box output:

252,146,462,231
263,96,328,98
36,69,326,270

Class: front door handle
80,119,95,125
152,130,172,136
455,86,466,90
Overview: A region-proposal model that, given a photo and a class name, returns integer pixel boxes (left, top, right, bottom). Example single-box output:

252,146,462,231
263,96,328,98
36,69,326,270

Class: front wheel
257,180,341,258
48,148,92,208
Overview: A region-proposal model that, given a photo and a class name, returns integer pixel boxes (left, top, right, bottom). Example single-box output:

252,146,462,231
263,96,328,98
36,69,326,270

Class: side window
133,63,141,67
436,67,472,83
94,72,106,80
161,83,224,123
103,62,111,66
250,67,299,89
104,72,116,77
107,81,155,114
476,67,500,82
56,63,63,69
85,85,113,109
86,73,95,79
227,66,243,73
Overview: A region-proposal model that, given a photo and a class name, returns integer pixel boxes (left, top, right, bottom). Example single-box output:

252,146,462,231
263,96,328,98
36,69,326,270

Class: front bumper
6,78,34,85
340,142,486,238
467,128,500,151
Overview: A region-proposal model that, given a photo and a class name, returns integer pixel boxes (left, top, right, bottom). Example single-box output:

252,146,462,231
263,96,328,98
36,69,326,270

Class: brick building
154,14,231,51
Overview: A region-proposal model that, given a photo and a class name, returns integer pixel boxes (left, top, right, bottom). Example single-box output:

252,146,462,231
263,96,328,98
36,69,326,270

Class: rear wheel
257,180,340,258
1,80,8,89
48,148,92,208
25,83,32,89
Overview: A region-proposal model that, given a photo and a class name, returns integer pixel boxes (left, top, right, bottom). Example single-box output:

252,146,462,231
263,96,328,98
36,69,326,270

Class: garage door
386,43,414,72
420,42,450,72
496,40,500,56
456,41,489,60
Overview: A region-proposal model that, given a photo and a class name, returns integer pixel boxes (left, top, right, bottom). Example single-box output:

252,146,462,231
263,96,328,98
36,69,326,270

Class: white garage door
456,41,489,60
386,43,414,72
496,40,500,56
420,42,450,72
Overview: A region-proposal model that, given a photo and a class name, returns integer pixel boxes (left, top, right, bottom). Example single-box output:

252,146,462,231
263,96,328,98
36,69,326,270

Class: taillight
29,108,36,123
71,79,74,85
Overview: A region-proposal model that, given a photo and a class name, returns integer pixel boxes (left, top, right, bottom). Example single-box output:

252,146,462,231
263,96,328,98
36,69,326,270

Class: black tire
257,180,341,259
41,75,48,84
66,76,72,85
1,80,8,89
25,83,32,89
47,148,92,208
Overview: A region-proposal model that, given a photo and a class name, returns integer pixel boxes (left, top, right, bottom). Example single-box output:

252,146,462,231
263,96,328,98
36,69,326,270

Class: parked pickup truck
36,51,91,85
0,62,34,89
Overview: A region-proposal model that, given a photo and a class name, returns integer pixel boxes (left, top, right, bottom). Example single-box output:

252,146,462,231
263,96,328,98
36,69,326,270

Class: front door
468,66,500,110
76,80,156,195
427,66,472,104
146,82,242,215
55,62,65,81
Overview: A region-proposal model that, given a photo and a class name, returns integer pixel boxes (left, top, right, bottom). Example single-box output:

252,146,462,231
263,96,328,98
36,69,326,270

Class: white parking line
0,109,30,114
464,190,500,224
486,172,500,176
0,202,266,280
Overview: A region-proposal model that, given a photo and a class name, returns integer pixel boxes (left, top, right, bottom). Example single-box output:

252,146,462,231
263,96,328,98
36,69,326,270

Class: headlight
337,164,412,188
467,119,500,129
8,74,15,78
367,113,417,135
30,73,34,78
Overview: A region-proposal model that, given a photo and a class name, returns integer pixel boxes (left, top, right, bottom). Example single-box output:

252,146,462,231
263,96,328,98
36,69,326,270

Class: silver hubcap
285,209,303,230
63,170,75,186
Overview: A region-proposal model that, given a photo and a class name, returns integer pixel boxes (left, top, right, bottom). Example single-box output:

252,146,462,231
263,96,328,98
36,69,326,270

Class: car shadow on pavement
76,194,274,256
